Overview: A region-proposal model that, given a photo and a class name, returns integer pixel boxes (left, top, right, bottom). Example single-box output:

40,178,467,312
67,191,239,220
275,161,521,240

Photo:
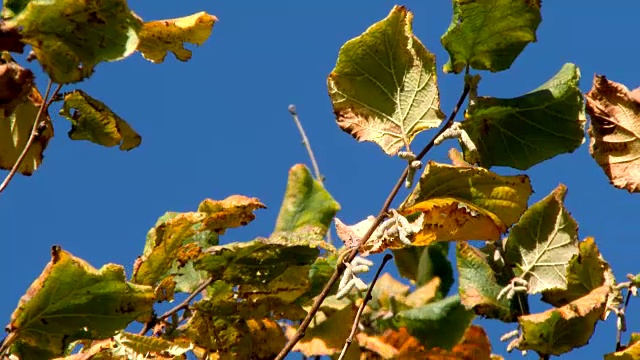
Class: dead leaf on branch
585,75,640,192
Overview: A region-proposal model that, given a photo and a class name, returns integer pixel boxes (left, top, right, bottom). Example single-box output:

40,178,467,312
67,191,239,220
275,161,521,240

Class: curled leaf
137,12,217,63
60,90,141,151
585,75,640,192
327,6,445,155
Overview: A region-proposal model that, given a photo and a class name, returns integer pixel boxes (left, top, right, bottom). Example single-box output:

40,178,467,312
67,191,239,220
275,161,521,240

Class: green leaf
515,285,610,356
392,242,453,298
542,237,616,307
456,242,527,322
0,58,53,176
274,164,340,237
394,295,474,349
7,246,154,358
3,0,142,84
137,12,217,63
441,0,541,73
133,195,264,287
400,161,532,227
504,184,579,294
327,5,445,155
461,63,586,170
60,90,141,151
111,332,192,358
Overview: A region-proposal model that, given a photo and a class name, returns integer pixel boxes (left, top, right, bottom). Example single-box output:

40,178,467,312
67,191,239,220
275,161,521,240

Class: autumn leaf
403,197,506,245
0,58,53,176
514,285,610,356
542,237,616,307
605,333,640,359
392,243,454,298
425,325,493,360
137,12,217,63
456,242,526,322
198,195,266,234
60,90,141,151
504,184,579,294
585,75,640,192
401,161,531,227
327,6,445,155
461,63,586,170
3,0,142,84
6,246,154,359
440,0,541,74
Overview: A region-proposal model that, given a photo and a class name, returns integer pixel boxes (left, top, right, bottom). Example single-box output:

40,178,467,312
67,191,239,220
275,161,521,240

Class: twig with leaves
138,276,214,336
0,80,62,194
337,253,393,360
275,81,471,360
613,274,639,351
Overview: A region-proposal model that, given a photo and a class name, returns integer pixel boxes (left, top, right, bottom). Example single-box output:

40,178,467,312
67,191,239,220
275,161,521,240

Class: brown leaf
585,75,640,192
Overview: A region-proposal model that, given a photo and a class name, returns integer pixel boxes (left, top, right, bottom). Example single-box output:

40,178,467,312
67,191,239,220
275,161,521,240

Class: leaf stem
337,254,393,360
138,276,214,336
275,82,471,360
615,285,634,351
0,80,62,195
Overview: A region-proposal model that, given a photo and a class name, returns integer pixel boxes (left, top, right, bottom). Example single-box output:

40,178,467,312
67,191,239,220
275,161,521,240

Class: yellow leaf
137,12,217,63
404,197,506,245
198,195,266,234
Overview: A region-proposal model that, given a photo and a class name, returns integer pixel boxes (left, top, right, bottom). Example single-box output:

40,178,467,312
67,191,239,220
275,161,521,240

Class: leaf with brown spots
7,246,154,359
585,75,640,192
198,195,266,234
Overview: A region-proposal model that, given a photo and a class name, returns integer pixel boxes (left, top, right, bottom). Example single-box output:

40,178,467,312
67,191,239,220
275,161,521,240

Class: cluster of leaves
3,1,640,360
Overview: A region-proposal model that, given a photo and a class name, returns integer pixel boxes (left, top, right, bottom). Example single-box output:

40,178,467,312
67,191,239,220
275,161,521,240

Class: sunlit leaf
371,273,410,310
504,184,579,294
605,333,640,360
3,0,142,84
542,237,616,307
7,246,154,358
403,197,506,245
0,58,52,175
60,90,141,151
245,319,288,359
274,164,340,239
327,5,445,155
197,195,266,234
424,325,493,360
395,295,474,349
585,75,640,192
456,242,526,322
514,285,610,356
286,303,360,358
461,63,586,170
137,12,217,64
401,161,531,227
441,0,541,73
110,332,192,358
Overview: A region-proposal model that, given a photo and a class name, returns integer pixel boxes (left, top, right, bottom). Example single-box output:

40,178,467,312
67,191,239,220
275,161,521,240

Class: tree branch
138,276,214,336
338,253,393,360
0,81,62,194
616,281,635,351
275,82,471,360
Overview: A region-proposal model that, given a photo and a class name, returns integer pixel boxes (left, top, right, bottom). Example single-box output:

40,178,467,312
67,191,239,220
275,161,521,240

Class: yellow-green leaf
7,246,154,358
404,197,506,245
401,161,531,227
605,333,640,360
3,0,142,84
137,12,217,64
60,90,141,151
0,59,53,175
441,0,541,73
327,6,445,155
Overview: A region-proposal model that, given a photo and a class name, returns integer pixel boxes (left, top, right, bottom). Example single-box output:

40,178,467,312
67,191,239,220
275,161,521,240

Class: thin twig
616,286,634,351
275,82,471,360
138,276,214,336
338,254,393,360
0,81,62,194
288,104,332,244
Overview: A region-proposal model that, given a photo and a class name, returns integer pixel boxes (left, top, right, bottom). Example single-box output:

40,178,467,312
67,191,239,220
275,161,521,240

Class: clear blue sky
3,1,639,358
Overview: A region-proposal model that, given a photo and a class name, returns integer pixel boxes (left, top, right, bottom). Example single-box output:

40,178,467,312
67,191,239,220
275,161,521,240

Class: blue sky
2,1,639,358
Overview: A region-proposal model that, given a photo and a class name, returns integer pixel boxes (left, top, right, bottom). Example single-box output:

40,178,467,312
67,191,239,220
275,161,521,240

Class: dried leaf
605,333,640,359
441,0,541,73
585,75,640,192
504,184,579,294
60,90,141,150
327,6,445,155
404,197,506,245
515,285,610,355
137,12,217,63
